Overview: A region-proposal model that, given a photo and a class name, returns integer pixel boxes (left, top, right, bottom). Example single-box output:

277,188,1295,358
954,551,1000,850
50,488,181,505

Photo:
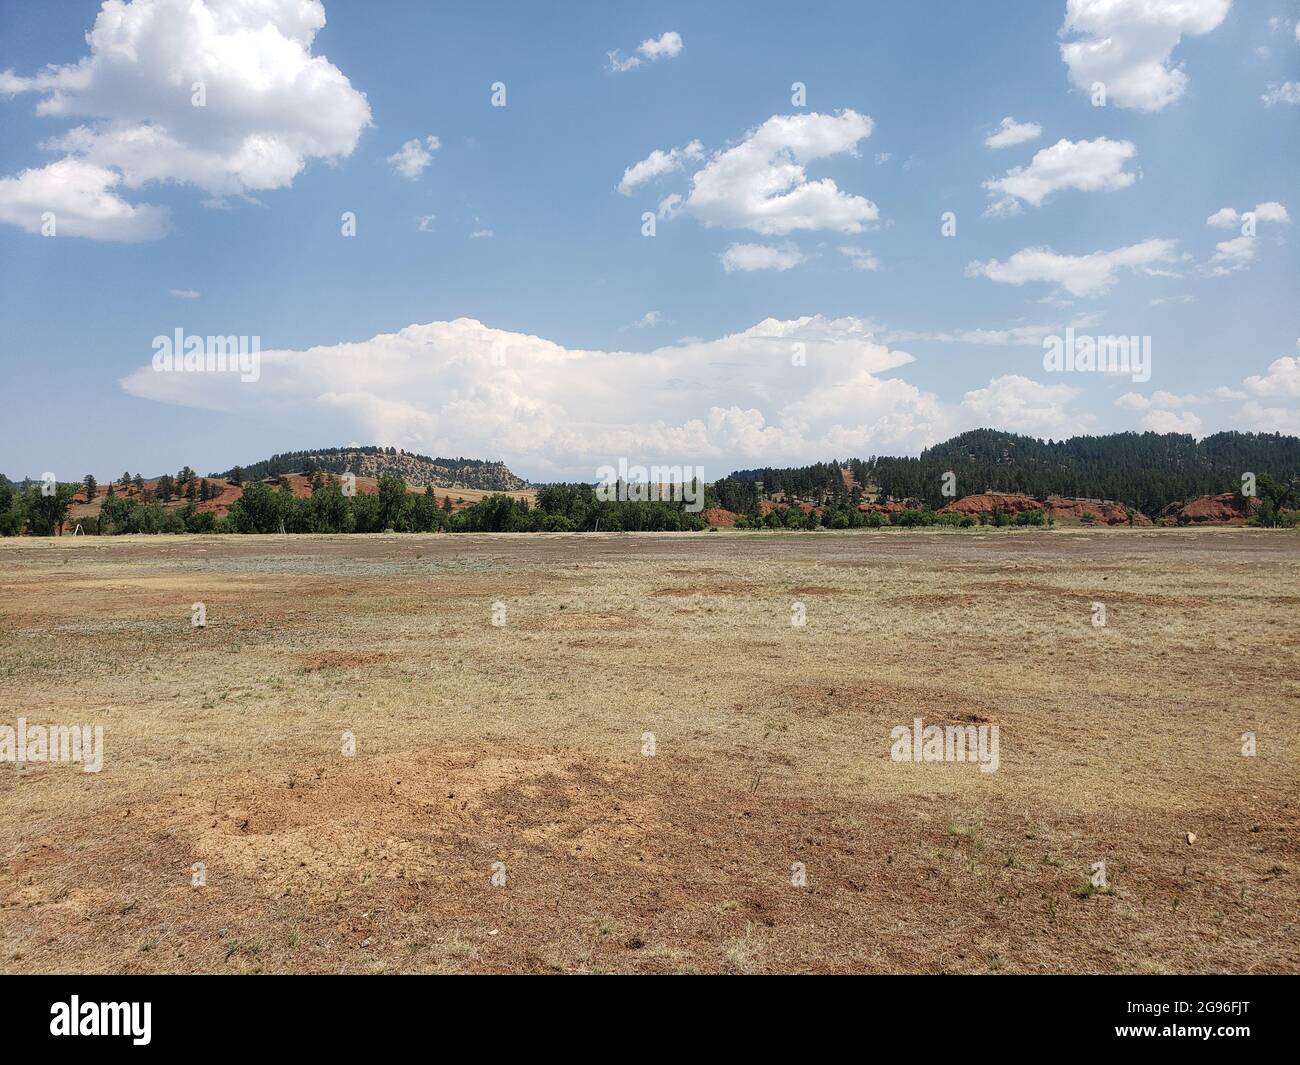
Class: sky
0,0,1297,485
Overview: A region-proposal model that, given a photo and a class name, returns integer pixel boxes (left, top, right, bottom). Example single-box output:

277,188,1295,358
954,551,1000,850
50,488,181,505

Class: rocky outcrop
1160,493,1258,525
857,500,909,515
938,492,1151,525
295,450,528,491
937,492,1042,517
1043,496,1150,526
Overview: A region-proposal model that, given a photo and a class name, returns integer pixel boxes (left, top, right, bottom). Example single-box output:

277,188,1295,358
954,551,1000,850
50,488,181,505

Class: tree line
0,475,710,536
718,429,1300,516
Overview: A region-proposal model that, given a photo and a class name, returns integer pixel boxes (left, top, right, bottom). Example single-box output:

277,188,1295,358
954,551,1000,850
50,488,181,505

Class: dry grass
0,527,1297,973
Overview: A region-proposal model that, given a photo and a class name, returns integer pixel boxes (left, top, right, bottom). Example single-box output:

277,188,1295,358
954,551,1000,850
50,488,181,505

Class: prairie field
0,528,1297,974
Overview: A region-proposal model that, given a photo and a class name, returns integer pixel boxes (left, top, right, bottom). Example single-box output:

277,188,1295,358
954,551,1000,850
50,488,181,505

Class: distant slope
218,446,530,491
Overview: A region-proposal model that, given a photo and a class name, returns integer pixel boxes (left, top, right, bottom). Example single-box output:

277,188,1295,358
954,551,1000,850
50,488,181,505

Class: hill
217,446,530,492
719,429,1300,517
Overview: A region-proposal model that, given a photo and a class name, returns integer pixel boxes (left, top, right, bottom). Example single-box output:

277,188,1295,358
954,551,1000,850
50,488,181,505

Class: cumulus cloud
1235,400,1300,433
617,140,704,195
985,116,1042,149
1140,409,1203,434
960,375,1094,437
387,136,440,179
983,137,1137,214
0,0,371,241
676,110,878,235
1224,348,1300,433
1206,201,1291,227
1202,202,1289,275
1262,81,1300,105
719,242,807,272
120,314,975,476
1115,389,1200,411
0,158,168,240
966,238,1178,297
607,30,683,72
1243,355,1300,399
1059,0,1231,112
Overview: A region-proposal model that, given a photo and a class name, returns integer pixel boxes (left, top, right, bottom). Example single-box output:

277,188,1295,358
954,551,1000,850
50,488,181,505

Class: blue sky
1,0,1297,483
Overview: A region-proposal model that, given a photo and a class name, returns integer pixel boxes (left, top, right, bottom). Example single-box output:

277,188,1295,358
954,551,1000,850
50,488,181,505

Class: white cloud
121,314,968,475
679,111,878,235
0,158,168,240
1254,201,1292,223
1235,400,1300,433
0,0,371,241
839,246,880,271
886,315,1101,347
1243,355,1300,399
1208,234,1256,273
617,140,704,195
1203,202,1289,275
124,312,1180,474
607,30,683,72
1115,390,1200,411
168,288,201,299
638,31,684,60
416,214,436,232
470,228,493,239
720,242,807,272
1227,349,1300,433
1059,0,1231,112
960,375,1094,437
1206,201,1291,227
656,193,684,219
1141,409,1203,434
1262,81,1300,105
985,116,1042,149
630,311,663,329
387,136,440,180
983,138,1137,213
966,238,1178,297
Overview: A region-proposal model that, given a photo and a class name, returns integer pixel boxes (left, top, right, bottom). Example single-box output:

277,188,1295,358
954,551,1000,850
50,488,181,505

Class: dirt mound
701,507,738,527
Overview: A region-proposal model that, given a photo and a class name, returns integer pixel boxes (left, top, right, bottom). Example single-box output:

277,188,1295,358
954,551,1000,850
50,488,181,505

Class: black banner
3,975,1293,1050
